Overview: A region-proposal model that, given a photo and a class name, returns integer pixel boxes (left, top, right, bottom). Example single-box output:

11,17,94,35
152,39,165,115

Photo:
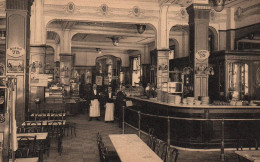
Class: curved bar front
125,96,260,149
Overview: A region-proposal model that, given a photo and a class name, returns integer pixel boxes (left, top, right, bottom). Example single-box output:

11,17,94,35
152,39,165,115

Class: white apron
89,99,100,117
126,100,133,107
105,103,114,121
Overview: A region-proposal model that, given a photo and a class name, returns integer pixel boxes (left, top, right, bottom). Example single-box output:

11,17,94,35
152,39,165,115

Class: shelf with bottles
168,70,183,94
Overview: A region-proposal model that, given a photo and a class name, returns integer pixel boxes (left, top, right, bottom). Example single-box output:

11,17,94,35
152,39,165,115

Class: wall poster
7,59,24,73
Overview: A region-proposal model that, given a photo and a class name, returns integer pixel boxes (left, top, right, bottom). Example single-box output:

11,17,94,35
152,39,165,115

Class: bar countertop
127,96,260,109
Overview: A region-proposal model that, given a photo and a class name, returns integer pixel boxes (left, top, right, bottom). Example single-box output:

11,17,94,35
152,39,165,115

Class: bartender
104,87,115,123
89,84,100,121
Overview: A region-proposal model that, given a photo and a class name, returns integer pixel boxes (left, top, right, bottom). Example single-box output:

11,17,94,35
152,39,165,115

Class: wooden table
21,120,66,126
235,150,260,162
17,133,48,140
109,134,163,162
9,157,38,162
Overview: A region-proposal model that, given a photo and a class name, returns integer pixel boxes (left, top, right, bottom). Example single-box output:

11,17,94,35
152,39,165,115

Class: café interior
0,0,260,161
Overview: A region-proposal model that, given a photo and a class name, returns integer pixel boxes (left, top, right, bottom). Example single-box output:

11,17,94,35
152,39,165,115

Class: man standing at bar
104,87,115,123
115,85,126,128
89,84,100,121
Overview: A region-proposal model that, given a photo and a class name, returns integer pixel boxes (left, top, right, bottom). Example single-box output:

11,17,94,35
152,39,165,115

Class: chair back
167,147,179,162
236,138,259,151
16,136,36,158
17,126,26,133
147,135,156,151
47,121,64,139
154,139,167,161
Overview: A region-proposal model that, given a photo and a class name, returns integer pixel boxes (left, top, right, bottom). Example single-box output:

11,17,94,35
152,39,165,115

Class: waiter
89,84,100,121
104,87,115,123
115,85,126,128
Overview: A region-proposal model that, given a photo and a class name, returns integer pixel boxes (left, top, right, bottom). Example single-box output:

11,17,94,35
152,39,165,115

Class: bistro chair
96,132,120,162
154,140,167,161
16,136,37,158
47,121,64,155
64,121,76,137
166,147,179,162
17,126,26,133
147,135,157,151
236,138,259,151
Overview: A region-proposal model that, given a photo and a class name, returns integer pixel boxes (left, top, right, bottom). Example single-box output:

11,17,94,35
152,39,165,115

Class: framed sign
96,76,103,86
30,74,49,87
195,50,210,62
104,77,109,85
7,47,25,58
7,59,24,73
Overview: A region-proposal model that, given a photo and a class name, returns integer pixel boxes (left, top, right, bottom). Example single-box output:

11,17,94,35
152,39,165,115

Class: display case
209,50,260,101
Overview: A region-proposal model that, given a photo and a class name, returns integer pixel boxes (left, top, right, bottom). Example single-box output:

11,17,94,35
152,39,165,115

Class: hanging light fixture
112,37,119,46
96,48,102,54
107,36,123,46
212,0,226,12
136,24,146,34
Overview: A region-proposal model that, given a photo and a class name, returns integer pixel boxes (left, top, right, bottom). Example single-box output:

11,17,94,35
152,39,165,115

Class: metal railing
122,106,260,162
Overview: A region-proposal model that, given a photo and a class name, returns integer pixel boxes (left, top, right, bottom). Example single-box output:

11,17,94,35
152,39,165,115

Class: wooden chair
236,138,259,162
166,147,179,162
16,136,37,158
64,121,76,137
96,133,120,162
17,126,26,133
147,135,156,151
47,121,64,155
154,139,167,161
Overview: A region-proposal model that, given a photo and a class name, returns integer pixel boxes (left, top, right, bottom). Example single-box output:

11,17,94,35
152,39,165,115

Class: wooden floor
43,111,239,162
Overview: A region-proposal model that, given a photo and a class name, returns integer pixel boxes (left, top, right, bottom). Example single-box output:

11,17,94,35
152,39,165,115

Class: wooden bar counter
125,96,260,149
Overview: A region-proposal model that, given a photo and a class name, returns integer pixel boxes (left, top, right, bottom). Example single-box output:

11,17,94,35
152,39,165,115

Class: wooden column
6,0,33,124
186,4,211,99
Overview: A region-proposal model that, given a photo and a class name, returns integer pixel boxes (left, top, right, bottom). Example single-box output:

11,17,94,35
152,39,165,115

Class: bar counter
125,96,260,149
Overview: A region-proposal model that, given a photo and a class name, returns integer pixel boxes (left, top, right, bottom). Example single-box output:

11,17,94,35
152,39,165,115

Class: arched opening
208,27,218,52
45,20,156,96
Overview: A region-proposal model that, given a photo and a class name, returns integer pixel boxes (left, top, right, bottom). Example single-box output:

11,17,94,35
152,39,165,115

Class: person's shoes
111,121,114,123
88,118,92,121
105,121,108,123
96,118,100,121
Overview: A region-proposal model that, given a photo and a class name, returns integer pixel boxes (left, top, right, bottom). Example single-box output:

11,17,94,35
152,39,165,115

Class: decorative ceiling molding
63,2,80,14
129,6,144,17
159,0,192,7
97,4,112,16
234,3,260,21
44,4,159,21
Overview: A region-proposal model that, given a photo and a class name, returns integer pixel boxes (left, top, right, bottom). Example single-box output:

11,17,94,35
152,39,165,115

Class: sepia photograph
0,0,260,161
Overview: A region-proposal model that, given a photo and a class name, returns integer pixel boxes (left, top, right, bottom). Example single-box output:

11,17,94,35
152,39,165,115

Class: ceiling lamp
107,36,123,46
136,24,146,34
212,0,225,12
0,30,5,40
96,48,102,54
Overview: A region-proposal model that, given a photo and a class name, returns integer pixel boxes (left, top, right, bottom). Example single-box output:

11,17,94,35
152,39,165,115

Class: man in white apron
89,84,100,121
104,87,115,123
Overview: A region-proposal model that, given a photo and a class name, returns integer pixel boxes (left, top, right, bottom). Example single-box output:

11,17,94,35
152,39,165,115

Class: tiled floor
43,111,238,162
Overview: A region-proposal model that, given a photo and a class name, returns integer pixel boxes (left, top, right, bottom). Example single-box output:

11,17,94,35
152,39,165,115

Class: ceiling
47,20,157,54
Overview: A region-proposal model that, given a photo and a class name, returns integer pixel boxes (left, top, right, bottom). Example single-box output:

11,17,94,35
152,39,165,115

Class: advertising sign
7,47,25,58
195,50,210,62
